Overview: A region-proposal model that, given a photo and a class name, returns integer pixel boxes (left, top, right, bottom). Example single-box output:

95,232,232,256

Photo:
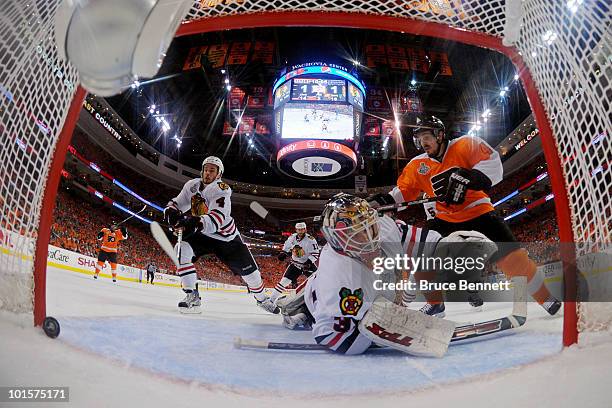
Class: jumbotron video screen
281,103,354,140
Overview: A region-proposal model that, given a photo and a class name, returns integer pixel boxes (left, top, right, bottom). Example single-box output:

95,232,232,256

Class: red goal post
0,1,609,346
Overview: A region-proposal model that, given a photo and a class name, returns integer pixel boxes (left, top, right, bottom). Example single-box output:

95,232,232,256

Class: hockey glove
366,192,395,208
120,226,128,237
163,206,181,226
445,168,492,205
303,259,317,273
175,216,203,238
277,251,289,261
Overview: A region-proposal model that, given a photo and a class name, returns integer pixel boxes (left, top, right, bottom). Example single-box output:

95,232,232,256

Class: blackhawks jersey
303,216,444,355
97,228,127,253
282,233,320,266
168,178,238,242
395,135,503,223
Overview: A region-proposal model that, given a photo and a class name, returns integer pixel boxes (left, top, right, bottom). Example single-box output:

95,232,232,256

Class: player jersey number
107,236,115,242
216,197,225,208
333,317,352,333
426,207,436,218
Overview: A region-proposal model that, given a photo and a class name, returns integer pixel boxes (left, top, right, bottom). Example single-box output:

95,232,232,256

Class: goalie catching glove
434,230,498,266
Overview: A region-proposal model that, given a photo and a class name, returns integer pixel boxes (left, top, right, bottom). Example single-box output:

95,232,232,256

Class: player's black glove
163,206,181,226
120,226,127,236
445,168,492,205
366,192,395,208
175,215,203,238
277,251,289,261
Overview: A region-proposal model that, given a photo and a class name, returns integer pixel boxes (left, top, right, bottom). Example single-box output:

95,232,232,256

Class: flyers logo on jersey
339,287,363,316
418,162,430,175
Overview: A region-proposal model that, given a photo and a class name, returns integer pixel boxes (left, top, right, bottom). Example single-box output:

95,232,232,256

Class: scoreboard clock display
291,78,346,102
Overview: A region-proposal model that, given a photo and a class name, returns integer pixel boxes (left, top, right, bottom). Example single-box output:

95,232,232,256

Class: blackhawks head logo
339,287,363,316
191,194,209,216
292,245,305,258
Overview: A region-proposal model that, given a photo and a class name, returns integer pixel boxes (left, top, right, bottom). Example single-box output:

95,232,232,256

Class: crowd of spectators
50,188,293,287
489,154,548,203
43,129,565,289
509,206,561,264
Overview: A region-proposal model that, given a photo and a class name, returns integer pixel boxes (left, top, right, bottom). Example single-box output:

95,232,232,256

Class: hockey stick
116,204,147,226
249,196,442,228
234,337,327,351
150,221,180,267
176,229,183,267
233,316,525,352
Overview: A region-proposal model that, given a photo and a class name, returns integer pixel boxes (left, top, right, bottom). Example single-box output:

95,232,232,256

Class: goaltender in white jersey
163,156,279,314
279,193,496,356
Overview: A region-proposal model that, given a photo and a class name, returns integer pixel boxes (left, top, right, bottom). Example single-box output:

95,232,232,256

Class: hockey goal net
0,0,609,345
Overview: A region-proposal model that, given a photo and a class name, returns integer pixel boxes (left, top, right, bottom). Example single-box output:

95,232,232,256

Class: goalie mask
321,193,380,259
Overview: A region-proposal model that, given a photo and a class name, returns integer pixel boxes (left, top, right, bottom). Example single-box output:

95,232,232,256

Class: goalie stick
235,278,528,352
249,196,441,227
233,315,526,352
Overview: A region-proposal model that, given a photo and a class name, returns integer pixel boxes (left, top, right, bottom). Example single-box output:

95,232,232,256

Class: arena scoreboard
273,63,365,180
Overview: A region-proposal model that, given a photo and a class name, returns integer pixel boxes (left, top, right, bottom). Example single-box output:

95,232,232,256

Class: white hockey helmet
295,222,307,230
321,193,380,259
201,156,224,179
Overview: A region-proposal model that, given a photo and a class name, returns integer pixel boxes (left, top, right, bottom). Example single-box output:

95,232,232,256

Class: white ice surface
1,267,611,408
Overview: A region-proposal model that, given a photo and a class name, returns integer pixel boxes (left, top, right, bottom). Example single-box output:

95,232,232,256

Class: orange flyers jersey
98,228,126,253
396,135,503,223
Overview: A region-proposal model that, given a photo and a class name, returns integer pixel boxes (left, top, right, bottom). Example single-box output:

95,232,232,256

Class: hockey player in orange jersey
94,222,128,282
368,115,561,316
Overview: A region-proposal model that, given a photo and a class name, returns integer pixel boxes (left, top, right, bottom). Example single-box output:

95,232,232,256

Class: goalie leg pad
276,273,314,316
276,291,307,317
358,297,455,357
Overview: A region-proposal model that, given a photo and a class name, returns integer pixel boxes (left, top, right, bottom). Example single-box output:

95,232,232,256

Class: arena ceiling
105,27,531,188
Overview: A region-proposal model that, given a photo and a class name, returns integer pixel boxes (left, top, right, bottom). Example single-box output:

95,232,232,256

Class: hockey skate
178,290,202,314
93,273,98,280
257,297,280,314
542,298,562,316
419,302,446,318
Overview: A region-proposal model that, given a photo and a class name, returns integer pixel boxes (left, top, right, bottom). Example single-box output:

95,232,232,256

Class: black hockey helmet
412,115,446,151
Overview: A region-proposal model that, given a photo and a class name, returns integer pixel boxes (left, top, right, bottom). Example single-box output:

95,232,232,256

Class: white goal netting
0,0,609,338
